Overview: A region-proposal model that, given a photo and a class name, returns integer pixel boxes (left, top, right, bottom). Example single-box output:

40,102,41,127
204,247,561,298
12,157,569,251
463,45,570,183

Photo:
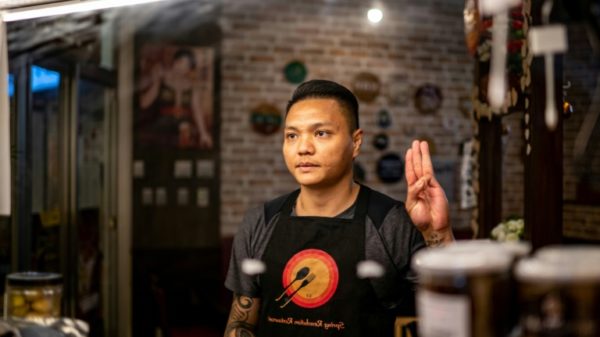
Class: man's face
283,98,362,188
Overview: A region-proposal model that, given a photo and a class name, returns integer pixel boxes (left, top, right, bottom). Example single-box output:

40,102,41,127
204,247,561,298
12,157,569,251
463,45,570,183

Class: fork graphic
279,273,316,308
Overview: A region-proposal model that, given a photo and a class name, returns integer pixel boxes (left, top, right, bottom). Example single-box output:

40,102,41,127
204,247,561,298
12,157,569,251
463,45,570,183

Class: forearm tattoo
425,232,443,247
224,295,257,337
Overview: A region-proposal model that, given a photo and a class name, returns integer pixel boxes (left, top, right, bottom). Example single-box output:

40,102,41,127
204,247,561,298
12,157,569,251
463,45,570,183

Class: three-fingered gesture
405,140,453,246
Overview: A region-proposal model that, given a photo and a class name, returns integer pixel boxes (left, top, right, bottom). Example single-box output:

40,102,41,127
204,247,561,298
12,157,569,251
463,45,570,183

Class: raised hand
405,140,454,246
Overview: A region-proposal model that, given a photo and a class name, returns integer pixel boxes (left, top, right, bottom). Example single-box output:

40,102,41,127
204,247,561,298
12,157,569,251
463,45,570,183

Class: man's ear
352,128,363,158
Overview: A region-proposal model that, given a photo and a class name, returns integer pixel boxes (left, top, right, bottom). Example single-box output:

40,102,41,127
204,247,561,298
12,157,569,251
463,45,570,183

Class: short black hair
286,79,359,132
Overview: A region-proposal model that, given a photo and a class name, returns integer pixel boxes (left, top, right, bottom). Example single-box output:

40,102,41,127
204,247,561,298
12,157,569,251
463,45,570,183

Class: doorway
9,59,118,337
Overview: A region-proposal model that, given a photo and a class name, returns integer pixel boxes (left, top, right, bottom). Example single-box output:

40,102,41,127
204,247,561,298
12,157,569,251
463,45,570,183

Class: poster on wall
135,44,215,150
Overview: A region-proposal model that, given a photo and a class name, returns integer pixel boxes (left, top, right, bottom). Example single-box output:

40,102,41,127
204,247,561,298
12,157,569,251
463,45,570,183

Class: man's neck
296,180,360,217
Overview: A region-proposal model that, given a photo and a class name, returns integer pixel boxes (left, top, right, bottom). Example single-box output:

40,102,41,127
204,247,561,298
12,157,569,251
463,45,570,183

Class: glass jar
412,243,513,337
4,272,63,320
445,240,532,335
515,246,600,337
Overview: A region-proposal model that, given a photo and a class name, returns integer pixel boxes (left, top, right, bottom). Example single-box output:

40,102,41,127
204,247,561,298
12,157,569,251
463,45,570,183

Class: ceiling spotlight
367,8,383,24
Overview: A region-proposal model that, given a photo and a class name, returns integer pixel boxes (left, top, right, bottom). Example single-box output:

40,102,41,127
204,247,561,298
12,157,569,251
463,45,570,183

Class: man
224,80,454,337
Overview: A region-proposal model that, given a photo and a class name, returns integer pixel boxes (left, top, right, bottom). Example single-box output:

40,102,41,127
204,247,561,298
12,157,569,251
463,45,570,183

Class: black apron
258,186,395,337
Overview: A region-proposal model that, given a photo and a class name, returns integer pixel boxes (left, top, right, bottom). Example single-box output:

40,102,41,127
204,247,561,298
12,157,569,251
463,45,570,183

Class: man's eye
286,133,297,140
316,130,329,137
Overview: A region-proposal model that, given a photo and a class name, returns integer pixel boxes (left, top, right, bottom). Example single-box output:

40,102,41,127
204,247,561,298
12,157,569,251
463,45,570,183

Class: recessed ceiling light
367,8,383,24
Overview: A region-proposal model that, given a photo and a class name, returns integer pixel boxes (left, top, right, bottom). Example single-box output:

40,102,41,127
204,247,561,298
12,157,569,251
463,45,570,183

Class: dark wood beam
524,0,564,249
478,116,503,238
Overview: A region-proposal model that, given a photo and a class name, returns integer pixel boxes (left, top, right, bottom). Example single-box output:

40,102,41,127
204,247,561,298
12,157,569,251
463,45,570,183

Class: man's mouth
296,162,319,168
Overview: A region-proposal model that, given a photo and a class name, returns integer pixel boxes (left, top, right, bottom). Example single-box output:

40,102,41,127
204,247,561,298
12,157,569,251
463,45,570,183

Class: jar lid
442,240,532,261
515,256,600,282
6,272,63,286
447,240,531,259
535,245,600,263
412,245,512,276
499,241,532,258
515,245,600,282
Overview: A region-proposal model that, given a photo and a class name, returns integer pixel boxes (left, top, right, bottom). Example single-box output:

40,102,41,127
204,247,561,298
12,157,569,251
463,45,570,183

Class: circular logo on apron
280,249,339,309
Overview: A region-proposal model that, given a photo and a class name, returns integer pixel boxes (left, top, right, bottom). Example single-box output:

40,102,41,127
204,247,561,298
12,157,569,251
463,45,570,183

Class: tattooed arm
224,294,261,337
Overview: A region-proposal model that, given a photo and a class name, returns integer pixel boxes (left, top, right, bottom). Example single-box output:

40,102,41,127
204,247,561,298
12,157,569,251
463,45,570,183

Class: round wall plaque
385,76,410,106
250,103,282,135
352,72,381,103
414,84,443,114
377,109,392,128
376,153,403,184
373,133,389,150
284,60,308,84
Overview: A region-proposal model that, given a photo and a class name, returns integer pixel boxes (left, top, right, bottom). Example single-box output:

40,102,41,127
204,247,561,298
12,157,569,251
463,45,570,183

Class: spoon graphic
280,273,316,308
276,266,310,301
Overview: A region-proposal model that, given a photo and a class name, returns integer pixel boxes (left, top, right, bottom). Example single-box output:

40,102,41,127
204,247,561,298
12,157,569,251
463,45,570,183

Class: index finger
405,148,417,185
420,141,434,176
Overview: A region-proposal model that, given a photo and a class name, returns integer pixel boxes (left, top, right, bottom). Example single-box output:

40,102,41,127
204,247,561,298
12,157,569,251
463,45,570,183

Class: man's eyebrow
284,122,336,130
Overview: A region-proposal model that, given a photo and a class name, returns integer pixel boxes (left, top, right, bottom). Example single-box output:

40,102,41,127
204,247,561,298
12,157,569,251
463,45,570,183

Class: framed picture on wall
135,44,215,150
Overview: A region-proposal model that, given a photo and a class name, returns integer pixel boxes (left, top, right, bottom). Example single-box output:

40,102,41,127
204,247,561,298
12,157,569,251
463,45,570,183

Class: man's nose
298,135,315,154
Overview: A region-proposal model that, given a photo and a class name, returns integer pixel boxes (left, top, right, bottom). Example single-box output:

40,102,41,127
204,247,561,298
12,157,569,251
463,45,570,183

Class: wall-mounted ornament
563,101,574,116
377,109,392,128
373,133,389,150
459,139,477,209
250,103,282,135
562,81,574,118
376,153,403,184
385,77,411,106
284,60,308,84
415,84,443,114
353,162,366,183
463,0,482,56
352,72,381,103
414,84,443,114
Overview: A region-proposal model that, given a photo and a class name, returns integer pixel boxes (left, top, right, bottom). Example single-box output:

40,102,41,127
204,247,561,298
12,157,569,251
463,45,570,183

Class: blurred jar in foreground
515,246,600,337
412,243,513,337
4,272,63,320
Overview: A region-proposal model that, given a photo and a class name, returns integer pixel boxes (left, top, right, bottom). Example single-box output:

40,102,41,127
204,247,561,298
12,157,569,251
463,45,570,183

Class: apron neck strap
280,184,371,222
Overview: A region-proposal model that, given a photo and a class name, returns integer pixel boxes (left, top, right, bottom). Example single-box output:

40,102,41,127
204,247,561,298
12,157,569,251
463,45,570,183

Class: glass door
30,65,62,273
75,77,117,337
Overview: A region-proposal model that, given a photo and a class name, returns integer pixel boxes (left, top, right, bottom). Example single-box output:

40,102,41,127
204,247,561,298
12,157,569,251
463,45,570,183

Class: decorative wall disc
352,72,381,103
373,133,389,150
377,109,392,128
414,84,443,114
250,103,282,135
284,60,308,84
376,153,403,184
